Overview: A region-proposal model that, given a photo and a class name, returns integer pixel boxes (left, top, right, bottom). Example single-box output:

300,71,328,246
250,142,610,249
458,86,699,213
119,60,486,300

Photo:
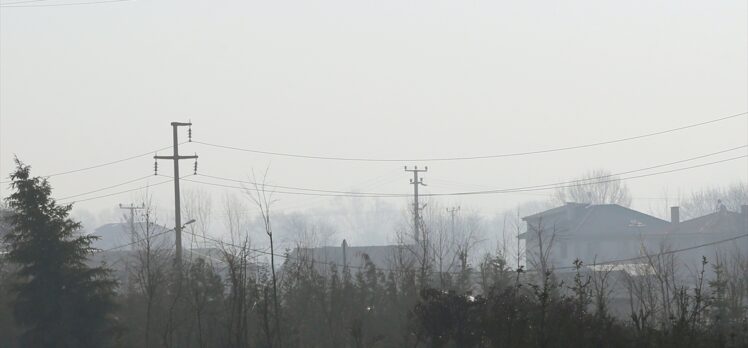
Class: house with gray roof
520,202,748,271
520,203,671,269
665,205,748,267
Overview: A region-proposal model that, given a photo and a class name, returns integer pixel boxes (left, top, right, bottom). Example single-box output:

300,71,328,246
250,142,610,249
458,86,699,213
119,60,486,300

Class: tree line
0,162,746,347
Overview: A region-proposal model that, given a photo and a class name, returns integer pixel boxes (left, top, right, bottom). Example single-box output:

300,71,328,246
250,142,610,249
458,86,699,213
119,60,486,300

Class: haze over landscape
2,1,746,246
0,1,747,347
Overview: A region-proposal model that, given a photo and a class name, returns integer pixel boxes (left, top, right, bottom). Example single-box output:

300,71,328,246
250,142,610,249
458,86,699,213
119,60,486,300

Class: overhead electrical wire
0,0,131,7
59,179,172,204
181,228,748,274
182,229,375,272
196,173,404,196
3,114,743,207
28,144,745,206
550,233,748,271
56,175,153,201
185,155,745,198
93,228,174,253
87,227,748,276
423,155,748,197
182,146,747,198
2,112,742,185
192,112,747,162
0,143,182,184
271,170,403,212
0,0,54,5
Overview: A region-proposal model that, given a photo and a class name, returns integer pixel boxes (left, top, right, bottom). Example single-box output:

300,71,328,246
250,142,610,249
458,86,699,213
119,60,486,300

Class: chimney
670,206,680,224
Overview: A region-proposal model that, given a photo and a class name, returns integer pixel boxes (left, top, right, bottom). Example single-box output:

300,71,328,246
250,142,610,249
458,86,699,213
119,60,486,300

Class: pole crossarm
153,121,197,272
154,155,199,160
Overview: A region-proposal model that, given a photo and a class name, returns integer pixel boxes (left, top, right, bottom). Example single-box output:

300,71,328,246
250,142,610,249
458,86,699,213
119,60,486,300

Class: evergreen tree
3,159,117,347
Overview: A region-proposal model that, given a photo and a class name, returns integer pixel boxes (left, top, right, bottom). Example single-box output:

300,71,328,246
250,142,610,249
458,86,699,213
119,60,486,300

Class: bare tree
526,217,556,281
679,182,747,220
588,260,616,319
426,203,452,288
127,198,173,348
183,188,213,251
245,168,283,348
181,188,216,347
218,193,255,348
554,169,632,207
451,209,484,293
392,198,438,290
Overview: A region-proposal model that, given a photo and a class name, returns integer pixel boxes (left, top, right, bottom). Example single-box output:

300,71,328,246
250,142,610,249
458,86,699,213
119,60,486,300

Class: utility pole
119,203,145,241
342,239,348,268
154,121,197,272
405,166,428,243
447,206,460,236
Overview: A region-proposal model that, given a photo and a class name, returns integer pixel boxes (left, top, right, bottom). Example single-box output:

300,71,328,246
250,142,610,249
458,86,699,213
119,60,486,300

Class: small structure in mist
520,202,748,271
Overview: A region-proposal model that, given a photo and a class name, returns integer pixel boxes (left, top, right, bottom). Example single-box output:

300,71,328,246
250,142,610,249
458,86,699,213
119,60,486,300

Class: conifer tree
3,159,117,347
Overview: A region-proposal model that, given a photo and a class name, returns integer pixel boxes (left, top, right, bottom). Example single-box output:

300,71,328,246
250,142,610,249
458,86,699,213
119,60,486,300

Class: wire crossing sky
1,0,746,236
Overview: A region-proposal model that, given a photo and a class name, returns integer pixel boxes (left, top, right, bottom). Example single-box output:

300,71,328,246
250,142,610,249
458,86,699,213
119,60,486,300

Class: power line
270,170,402,212
182,227,748,275
0,0,54,5
92,225,748,277
423,145,746,196
182,229,375,272
422,155,748,197
0,143,180,184
196,173,403,196
16,144,741,206
56,175,152,200
180,177,391,197
0,0,131,7
181,152,747,198
94,227,174,253
192,112,747,162
58,179,172,204
549,233,748,271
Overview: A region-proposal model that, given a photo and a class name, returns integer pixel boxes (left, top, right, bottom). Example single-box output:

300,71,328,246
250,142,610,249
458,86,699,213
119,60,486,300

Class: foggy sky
1,1,746,246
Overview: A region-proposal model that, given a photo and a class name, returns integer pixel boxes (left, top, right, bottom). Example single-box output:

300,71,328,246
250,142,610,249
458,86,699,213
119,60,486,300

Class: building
519,203,670,269
91,222,173,251
290,239,418,275
519,202,748,270
666,205,748,267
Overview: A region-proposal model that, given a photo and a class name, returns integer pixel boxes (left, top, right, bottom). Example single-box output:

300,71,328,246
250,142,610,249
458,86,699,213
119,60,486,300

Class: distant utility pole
405,166,428,243
447,206,460,235
154,122,198,271
119,203,145,240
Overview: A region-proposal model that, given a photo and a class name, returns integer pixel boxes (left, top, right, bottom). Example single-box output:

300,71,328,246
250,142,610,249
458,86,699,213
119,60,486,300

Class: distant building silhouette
520,202,748,270
90,222,173,251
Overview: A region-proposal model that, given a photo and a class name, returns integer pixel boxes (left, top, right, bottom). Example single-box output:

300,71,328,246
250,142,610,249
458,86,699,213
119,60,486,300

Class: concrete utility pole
154,122,197,271
119,203,145,241
447,206,460,236
342,239,348,268
405,166,428,243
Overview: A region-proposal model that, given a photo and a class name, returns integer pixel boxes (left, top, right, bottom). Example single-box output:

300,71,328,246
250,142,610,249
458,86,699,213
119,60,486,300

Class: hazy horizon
2,0,746,249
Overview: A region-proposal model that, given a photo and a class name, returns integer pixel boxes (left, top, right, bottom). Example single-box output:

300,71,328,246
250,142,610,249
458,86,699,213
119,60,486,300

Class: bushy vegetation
1,162,746,347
